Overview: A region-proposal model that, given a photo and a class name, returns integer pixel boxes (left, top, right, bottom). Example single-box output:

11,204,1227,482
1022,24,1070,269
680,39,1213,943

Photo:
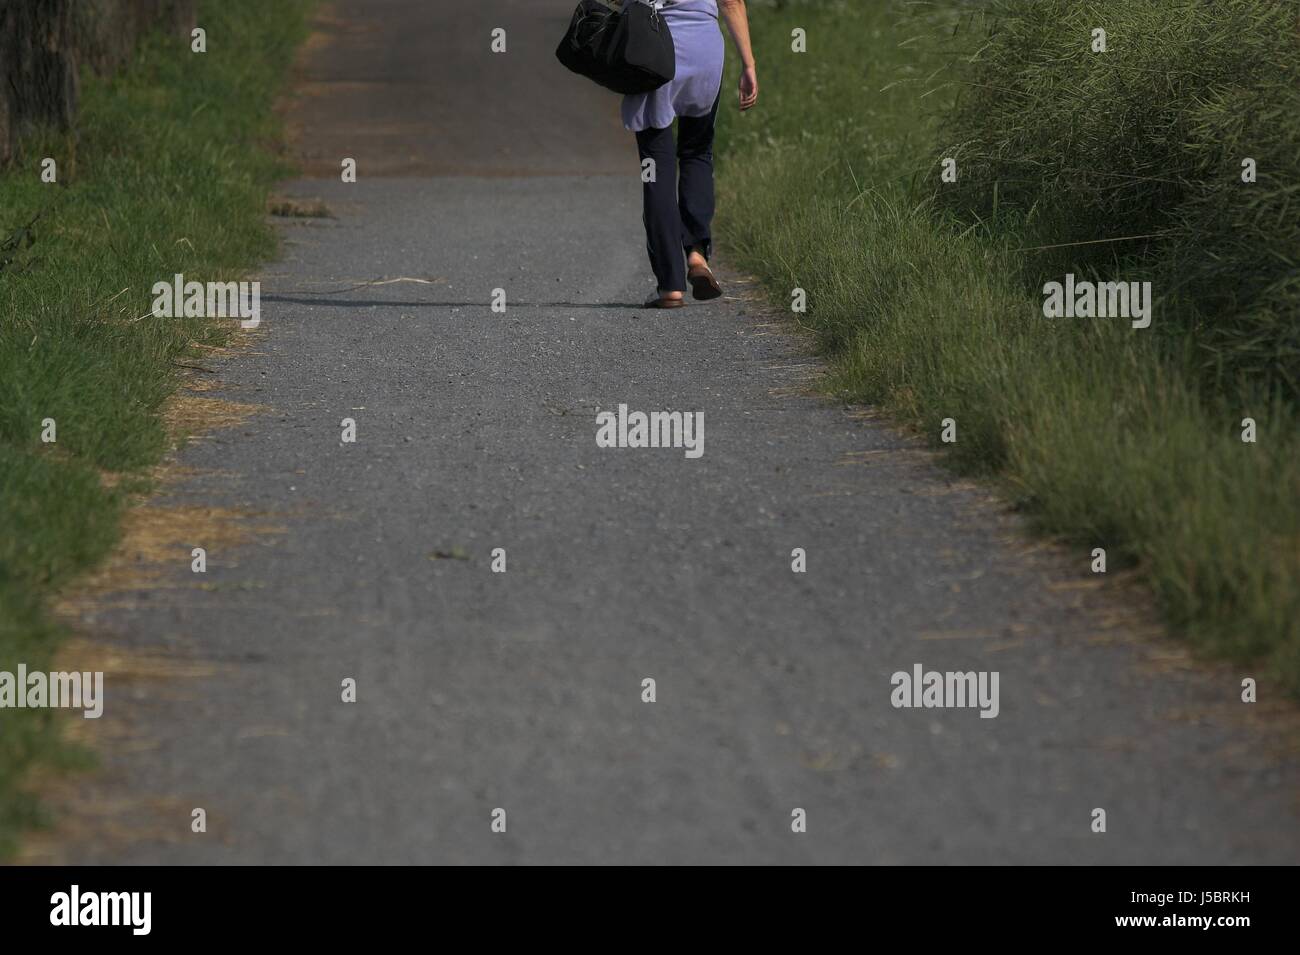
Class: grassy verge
715,1,1299,688
0,0,314,855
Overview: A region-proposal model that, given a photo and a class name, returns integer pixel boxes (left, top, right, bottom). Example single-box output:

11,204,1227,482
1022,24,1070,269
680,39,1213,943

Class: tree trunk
0,0,198,164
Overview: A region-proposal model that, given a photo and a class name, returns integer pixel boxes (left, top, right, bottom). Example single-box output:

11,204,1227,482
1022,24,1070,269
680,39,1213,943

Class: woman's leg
635,124,687,295
676,93,721,265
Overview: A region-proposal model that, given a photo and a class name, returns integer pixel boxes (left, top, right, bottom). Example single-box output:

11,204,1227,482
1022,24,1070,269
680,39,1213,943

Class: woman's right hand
738,65,758,111
720,0,758,110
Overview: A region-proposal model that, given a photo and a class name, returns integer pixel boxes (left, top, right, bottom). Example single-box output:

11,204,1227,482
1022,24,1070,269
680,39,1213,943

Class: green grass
938,0,1300,400
0,0,314,855
715,0,1300,689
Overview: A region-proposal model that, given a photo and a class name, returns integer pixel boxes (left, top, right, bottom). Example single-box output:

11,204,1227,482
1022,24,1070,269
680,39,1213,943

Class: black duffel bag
555,0,675,96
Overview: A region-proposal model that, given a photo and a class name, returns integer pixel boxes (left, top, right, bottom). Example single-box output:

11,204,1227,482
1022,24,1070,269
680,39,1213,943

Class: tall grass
715,0,1300,690
939,0,1300,399
0,0,313,855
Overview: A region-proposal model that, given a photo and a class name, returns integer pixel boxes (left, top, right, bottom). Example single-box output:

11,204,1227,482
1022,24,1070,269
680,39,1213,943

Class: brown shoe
687,263,722,301
643,294,685,309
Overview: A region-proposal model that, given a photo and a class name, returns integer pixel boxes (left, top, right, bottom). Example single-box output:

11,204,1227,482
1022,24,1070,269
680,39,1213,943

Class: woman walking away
623,0,758,309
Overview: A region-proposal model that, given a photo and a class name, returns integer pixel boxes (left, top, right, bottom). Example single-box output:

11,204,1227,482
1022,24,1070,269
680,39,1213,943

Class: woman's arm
719,0,758,110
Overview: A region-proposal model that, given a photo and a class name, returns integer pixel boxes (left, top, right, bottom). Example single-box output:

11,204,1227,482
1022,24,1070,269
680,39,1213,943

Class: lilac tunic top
622,0,724,132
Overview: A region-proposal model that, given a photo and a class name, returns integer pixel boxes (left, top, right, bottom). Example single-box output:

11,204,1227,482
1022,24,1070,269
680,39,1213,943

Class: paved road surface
34,0,1300,864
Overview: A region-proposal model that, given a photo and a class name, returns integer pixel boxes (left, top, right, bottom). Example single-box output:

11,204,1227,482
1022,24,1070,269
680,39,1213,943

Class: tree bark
0,0,198,164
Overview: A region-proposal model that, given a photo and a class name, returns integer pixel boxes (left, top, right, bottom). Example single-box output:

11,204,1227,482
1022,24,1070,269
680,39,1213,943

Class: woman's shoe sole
689,270,723,301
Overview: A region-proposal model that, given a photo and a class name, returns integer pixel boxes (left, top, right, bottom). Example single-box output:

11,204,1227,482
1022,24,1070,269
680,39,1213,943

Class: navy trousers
634,94,720,293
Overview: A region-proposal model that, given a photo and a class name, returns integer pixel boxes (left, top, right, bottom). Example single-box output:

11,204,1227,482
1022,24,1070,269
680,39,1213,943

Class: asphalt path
35,0,1300,864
